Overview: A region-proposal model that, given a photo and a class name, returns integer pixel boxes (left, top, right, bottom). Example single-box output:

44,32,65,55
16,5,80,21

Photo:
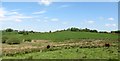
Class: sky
1,0,119,2
0,1,118,32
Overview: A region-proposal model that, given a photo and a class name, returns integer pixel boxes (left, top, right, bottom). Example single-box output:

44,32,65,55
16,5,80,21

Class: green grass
2,31,118,59
2,47,118,59
2,31,118,42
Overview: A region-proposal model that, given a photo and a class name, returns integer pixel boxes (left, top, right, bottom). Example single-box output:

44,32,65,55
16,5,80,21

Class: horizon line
0,27,118,32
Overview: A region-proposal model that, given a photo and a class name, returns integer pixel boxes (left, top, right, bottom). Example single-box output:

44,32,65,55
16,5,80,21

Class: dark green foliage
18,31,24,34
29,30,35,33
6,37,21,44
2,36,8,43
18,31,29,35
5,28,14,32
82,55,87,58
66,27,98,33
14,30,18,32
67,27,80,31
82,28,90,32
76,49,79,52
23,32,29,35
49,31,52,33
90,30,98,33
111,30,120,33
24,39,32,42
3,28,119,35
99,31,108,33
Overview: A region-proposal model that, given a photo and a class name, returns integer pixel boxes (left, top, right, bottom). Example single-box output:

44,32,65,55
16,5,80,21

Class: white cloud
44,20,48,22
32,10,46,14
105,24,117,27
105,24,110,27
15,19,22,22
0,8,9,22
44,17,49,19
87,20,94,24
8,12,20,15
0,8,6,18
36,19,41,22
0,7,32,22
59,5,69,8
38,0,52,6
51,18,59,22
99,17,115,21
112,24,117,26
62,22,68,25
13,15,32,19
99,17,104,20
10,9,21,12
108,18,114,21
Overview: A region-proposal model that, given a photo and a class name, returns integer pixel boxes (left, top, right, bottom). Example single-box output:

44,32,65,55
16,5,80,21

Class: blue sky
0,1,118,32
1,0,119,2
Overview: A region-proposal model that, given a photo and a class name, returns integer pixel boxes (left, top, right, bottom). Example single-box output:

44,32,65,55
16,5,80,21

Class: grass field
1,31,119,59
2,47,118,59
2,31,118,42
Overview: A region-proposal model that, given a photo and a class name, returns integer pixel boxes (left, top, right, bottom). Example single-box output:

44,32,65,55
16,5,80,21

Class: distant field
2,31,118,42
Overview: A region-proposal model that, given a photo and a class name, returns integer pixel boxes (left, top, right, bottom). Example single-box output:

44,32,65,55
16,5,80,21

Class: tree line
2,27,120,34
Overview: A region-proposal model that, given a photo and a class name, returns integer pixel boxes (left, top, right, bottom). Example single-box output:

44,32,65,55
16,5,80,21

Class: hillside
2,31,118,42
2,30,119,59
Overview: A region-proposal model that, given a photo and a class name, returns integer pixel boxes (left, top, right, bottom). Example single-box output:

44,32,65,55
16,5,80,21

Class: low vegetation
2,46,118,59
2,28,118,44
1,28,119,59
6,37,21,45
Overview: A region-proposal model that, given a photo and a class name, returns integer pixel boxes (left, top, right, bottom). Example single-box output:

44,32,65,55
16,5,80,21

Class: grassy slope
2,31,118,41
2,31,118,59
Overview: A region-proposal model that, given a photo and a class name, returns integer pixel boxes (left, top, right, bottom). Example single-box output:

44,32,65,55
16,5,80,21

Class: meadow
2,31,118,42
2,47,118,59
1,30,119,59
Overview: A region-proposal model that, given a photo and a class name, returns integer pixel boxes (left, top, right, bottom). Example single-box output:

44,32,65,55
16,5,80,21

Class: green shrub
6,37,21,44
18,31,29,35
2,36,8,43
24,39,32,42
23,32,29,35
5,28,14,32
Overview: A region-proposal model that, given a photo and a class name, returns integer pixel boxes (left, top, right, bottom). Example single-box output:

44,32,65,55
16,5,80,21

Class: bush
23,32,29,35
6,37,21,44
111,30,120,33
90,30,98,33
18,31,29,35
47,45,50,49
24,39,32,42
2,36,8,43
5,28,13,32
67,27,80,31
18,31,24,34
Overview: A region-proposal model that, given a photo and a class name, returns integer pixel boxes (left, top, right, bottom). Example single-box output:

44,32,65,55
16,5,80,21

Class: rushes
2,40,117,57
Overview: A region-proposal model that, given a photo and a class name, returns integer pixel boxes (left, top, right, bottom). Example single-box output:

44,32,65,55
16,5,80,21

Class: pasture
2,31,118,42
1,31,119,59
2,47,118,59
